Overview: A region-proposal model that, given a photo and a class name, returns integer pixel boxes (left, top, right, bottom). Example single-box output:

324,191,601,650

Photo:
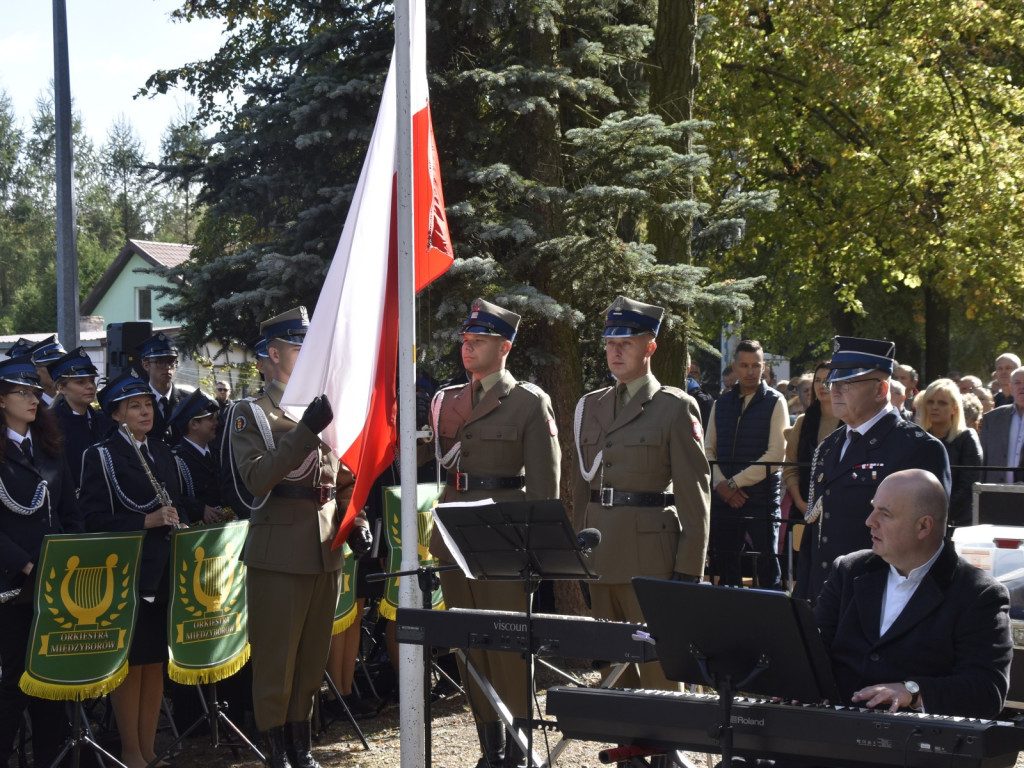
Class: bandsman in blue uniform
138,332,187,445
573,296,711,691
47,347,113,487
26,335,66,407
429,298,561,768
170,389,224,525
794,336,951,605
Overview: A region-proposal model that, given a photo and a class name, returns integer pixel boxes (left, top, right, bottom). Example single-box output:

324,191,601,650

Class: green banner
20,531,145,701
167,521,250,685
333,542,358,635
379,483,445,620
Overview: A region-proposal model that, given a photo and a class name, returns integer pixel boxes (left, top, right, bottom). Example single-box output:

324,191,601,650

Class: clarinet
120,424,185,529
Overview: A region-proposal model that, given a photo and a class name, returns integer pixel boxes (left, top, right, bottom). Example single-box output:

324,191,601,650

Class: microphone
576,528,602,553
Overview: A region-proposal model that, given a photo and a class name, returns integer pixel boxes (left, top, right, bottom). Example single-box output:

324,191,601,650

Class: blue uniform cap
6,338,35,359
27,335,66,365
97,370,154,414
261,307,309,345
169,389,219,432
826,336,896,382
602,296,663,338
460,298,520,342
47,347,99,380
0,356,43,389
137,332,179,360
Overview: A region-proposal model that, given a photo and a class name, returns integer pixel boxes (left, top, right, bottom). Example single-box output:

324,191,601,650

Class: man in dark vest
705,339,789,589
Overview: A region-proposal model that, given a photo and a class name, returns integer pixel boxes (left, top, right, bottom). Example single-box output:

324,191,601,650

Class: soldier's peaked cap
603,296,663,338
461,298,520,342
827,336,896,382
261,307,309,345
47,347,99,380
137,332,178,359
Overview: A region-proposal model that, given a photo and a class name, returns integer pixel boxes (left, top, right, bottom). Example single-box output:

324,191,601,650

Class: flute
120,424,184,529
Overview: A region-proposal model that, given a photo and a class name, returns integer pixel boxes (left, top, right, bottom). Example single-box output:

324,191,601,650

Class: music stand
434,499,599,768
633,577,840,768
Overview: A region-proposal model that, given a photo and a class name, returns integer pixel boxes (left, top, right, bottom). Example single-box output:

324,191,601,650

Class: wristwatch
727,477,738,492
904,680,921,709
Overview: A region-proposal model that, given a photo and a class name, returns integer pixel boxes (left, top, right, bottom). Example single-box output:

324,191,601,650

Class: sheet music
433,498,495,579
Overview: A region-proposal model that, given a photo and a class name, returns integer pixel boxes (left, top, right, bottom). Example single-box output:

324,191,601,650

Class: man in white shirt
815,469,1011,718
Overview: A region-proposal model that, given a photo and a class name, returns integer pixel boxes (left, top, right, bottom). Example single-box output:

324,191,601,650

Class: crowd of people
1,307,1020,768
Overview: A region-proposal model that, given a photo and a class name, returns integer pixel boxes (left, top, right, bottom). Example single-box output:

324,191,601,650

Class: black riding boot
473,721,505,768
261,725,292,768
286,720,322,768
503,728,530,768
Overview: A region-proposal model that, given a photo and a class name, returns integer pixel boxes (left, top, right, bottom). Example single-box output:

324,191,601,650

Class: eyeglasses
822,378,883,394
7,389,40,400
148,359,178,369
216,388,228,392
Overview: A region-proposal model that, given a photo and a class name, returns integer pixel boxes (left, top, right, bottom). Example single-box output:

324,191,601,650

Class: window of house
136,288,152,321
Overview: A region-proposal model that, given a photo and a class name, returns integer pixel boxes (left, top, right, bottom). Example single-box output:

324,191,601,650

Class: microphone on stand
576,528,602,554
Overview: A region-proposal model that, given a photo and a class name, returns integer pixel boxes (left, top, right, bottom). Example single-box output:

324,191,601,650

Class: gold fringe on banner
167,644,251,686
332,606,358,636
19,660,130,702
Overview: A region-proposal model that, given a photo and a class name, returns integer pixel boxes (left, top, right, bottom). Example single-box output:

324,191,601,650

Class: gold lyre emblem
55,554,119,627
179,543,242,616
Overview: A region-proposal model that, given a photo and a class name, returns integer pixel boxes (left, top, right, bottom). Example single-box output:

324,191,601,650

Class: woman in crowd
79,371,186,768
915,378,983,528
783,361,842,518
962,391,984,432
0,356,82,767
47,347,113,487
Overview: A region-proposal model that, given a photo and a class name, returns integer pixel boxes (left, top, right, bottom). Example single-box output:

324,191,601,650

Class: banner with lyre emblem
20,531,145,701
167,521,250,685
332,542,358,635
379,484,445,620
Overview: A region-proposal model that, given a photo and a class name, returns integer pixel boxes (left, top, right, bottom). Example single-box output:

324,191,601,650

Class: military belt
591,489,675,508
271,485,336,504
447,473,526,492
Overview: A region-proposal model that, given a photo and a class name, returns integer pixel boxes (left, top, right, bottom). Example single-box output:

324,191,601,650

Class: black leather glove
347,526,373,557
670,571,700,583
300,394,334,434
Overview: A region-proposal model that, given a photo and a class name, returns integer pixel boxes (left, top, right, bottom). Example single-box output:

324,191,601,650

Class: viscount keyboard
395,607,657,664
547,686,1024,768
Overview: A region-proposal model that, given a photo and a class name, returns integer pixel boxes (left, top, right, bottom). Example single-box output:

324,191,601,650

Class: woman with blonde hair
915,378,983,527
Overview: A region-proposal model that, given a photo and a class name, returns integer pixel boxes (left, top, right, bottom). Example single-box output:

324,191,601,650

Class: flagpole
395,0,426,766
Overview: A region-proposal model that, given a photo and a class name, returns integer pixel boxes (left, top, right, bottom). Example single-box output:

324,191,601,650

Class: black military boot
473,721,505,768
503,728,530,768
260,725,292,768
285,720,322,768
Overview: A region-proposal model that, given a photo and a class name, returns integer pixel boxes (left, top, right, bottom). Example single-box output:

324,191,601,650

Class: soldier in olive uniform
573,296,711,691
429,298,560,768
227,307,371,768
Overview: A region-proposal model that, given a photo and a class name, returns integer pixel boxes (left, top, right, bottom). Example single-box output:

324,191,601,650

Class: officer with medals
429,298,561,768
227,307,370,768
170,390,224,525
794,336,951,605
138,332,187,445
572,296,711,691
0,355,82,768
47,347,113,487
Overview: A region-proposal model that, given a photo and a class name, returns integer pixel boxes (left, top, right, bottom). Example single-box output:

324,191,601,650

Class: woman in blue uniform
79,371,185,768
47,347,113,488
0,356,83,767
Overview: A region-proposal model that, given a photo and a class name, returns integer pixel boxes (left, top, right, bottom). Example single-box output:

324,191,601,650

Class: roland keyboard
395,607,657,664
547,686,1024,768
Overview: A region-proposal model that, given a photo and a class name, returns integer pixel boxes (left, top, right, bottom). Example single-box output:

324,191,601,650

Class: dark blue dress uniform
0,356,84,768
138,332,187,446
169,390,223,523
79,371,186,666
794,336,951,605
46,347,113,486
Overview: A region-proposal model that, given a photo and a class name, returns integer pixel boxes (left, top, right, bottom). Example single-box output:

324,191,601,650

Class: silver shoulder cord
574,393,603,483
804,441,823,525
0,462,51,604
226,401,275,513
431,389,462,471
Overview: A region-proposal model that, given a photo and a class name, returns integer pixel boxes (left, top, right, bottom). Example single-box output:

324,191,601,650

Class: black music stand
434,499,599,768
633,577,840,768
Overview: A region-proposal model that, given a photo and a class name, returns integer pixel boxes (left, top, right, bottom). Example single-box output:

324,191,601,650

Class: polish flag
281,0,453,545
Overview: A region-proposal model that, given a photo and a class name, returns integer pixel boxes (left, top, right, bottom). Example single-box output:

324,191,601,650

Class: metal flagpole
53,0,80,349
395,1,426,767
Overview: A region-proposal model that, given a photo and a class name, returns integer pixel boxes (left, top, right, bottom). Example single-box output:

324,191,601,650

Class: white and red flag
281,0,453,545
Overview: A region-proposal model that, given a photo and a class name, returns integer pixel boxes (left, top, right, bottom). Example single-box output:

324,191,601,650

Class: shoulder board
516,381,548,398
580,386,612,404
657,386,686,399
437,382,465,393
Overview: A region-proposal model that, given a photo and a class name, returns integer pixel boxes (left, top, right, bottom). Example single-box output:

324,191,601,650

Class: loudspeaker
106,322,152,379
972,483,1024,526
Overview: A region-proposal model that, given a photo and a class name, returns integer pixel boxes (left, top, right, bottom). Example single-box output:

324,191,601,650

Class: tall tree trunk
924,282,950,383
649,0,699,386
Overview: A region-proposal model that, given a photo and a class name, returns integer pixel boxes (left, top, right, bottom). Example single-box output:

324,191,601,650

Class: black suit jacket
50,397,114,488
795,410,951,603
172,439,222,523
815,543,1011,719
0,440,83,593
149,385,188,446
80,434,184,594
